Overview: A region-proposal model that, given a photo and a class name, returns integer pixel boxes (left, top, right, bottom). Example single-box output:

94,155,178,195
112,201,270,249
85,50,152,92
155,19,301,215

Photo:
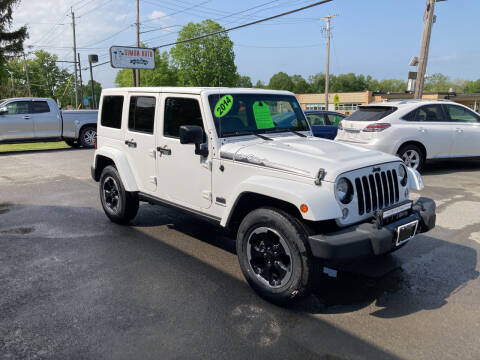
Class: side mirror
179,125,208,157
0,106,7,115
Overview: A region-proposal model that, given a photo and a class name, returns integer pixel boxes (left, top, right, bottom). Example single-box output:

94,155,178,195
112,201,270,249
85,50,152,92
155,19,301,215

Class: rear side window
327,114,344,126
32,101,50,113
164,98,203,138
128,96,156,133
101,96,124,129
405,105,445,122
345,106,397,122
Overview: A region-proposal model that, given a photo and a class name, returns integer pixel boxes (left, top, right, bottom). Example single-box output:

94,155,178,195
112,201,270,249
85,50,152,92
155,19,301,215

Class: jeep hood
219,135,400,182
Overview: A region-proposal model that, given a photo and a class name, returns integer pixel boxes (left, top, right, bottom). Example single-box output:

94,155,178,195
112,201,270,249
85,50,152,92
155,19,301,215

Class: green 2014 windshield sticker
214,95,233,118
253,101,274,129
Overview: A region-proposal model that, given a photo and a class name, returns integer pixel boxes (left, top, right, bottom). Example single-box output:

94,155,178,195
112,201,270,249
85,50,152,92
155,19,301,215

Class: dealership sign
110,46,155,69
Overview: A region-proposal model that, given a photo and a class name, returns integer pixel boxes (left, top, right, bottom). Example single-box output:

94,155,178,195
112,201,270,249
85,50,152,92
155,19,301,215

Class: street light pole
88,54,98,109
321,14,338,110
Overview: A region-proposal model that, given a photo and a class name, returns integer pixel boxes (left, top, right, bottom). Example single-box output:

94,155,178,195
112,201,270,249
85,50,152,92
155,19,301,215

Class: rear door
156,94,212,210
32,100,60,138
402,104,454,158
444,104,480,156
325,113,344,139
0,100,34,141
123,94,158,193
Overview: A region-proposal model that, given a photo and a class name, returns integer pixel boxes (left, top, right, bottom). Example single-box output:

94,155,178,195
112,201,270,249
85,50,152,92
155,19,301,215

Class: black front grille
355,169,399,215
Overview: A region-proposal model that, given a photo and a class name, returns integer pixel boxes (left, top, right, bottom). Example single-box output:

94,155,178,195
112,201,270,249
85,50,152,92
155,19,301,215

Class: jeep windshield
345,106,397,122
208,94,310,138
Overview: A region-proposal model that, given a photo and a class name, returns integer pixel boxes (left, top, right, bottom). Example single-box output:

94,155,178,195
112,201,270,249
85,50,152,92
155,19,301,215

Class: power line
153,0,332,49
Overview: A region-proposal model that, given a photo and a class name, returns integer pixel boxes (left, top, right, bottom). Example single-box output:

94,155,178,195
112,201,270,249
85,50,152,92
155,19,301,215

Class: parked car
305,110,345,139
335,99,480,170
91,87,435,304
0,97,98,147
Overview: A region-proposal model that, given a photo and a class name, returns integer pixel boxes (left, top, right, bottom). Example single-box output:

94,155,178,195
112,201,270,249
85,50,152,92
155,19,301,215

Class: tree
115,50,178,87
307,73,326,93
236,75,253,88
268,72,294,91
291,74,310,93
254,80,265,89
170,20,237,87
464,79,480,94
0,0,27,67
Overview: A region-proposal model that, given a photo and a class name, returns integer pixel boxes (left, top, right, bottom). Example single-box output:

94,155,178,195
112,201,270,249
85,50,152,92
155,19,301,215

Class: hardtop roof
101,87,295,97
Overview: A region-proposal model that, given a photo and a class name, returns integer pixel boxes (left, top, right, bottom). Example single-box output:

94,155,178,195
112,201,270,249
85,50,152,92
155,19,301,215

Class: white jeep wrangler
91,87,436,303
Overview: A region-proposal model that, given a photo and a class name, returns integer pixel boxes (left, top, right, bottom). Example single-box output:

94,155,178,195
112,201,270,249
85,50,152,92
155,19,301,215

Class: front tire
236,207,313,304
79,125,97,148
397,144,425,171
99,166,139,224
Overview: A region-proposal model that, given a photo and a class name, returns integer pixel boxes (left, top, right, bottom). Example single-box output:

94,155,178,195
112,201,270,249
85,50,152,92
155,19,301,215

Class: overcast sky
12,0,480,89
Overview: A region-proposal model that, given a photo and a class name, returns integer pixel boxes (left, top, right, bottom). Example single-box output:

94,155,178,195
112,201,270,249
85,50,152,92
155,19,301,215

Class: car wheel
64,139,79,148
99,166,139,224
236,207,314,304
79,125,97,148
397,144,425,171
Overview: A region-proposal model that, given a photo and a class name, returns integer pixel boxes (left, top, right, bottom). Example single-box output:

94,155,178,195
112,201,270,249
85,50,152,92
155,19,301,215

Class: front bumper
308,197,436,261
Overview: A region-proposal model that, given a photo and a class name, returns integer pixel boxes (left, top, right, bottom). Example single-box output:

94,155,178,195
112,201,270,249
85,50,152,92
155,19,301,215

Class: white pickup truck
91,87,436,304
0,97,98,147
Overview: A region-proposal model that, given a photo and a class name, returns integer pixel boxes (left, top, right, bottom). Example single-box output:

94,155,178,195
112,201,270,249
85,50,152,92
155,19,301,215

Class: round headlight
398,164,408,186
336,177,353,204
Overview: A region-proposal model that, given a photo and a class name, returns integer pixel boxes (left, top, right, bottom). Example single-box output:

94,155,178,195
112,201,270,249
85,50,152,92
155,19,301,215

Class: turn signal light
363,123,391,132
300,204,309,213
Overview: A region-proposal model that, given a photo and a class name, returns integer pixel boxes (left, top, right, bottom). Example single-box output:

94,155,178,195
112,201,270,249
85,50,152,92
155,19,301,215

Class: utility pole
321,14,338,111
414,0,445,99
23,53,31,97
77,53,84,105
71,8,79,108
135,0,140,87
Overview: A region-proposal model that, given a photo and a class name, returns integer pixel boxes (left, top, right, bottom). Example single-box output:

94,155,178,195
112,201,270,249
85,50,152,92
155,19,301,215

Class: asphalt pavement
0,149,479,359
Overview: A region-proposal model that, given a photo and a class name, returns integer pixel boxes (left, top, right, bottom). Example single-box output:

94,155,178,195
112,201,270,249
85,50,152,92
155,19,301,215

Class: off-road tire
79,125,97,148
236,207,314,304
397,144,425,171
99,165,139,224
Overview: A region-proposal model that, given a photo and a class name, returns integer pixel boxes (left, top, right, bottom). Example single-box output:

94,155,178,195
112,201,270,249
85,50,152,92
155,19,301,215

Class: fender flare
221,175,342,227
94,147,139,192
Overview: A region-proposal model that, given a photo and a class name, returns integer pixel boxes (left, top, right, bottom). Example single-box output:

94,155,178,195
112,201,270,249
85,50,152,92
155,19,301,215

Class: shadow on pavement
422,158,480,175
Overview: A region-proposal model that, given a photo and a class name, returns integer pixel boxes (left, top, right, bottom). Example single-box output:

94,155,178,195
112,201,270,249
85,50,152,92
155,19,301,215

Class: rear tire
79,125,97,148
236,207,314,304
397,144,425,171
99,166,139,224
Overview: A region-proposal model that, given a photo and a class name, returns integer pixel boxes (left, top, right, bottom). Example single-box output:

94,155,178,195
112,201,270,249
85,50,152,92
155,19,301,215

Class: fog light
342,208,349,219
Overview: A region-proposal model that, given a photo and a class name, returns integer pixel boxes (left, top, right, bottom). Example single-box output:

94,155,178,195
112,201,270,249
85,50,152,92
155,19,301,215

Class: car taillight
363,123,391,132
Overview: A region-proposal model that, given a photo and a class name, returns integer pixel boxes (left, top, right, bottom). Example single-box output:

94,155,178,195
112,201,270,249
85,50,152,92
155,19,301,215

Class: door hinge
202,190,212,201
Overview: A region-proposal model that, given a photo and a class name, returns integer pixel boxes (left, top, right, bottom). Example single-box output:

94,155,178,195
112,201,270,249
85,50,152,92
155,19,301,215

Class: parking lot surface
1,149,479,359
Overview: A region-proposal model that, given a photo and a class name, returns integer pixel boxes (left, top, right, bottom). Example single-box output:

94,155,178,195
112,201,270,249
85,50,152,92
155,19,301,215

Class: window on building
444,104,479,123
128,96,156,133
101,96,124,129
305,103,325,111
335,103,361,111
32,101,50,113
6,101,30,115
164,97,204,138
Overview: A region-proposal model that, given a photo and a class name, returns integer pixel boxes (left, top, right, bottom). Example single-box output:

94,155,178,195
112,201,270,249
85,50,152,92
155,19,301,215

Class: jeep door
156,94,212,210
443,104,480,157
0,100,35,141
123,94,158,192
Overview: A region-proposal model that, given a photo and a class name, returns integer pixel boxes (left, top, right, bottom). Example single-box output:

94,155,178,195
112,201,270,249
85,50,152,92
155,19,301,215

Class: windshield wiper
223,131,273,141
263,128,307,137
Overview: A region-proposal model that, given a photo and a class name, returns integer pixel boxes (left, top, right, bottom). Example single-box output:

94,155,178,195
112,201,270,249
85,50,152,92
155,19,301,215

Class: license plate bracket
395,220,419,246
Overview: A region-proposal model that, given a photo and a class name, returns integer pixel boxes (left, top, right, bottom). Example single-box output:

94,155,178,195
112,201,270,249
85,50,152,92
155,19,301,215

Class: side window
32,101,50,113
101,96,124,129
327,114,343,126
128,96,156,133
164,97,203,138
307,114,325,126
415,105,445,122
445,104,479,123
6,101,30,115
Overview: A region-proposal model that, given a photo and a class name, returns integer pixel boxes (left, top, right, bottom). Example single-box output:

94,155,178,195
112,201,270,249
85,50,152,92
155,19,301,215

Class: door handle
125,139,137,148
23,116,30,120
418,127,426,133
156,146,171,155
455,128,464,133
